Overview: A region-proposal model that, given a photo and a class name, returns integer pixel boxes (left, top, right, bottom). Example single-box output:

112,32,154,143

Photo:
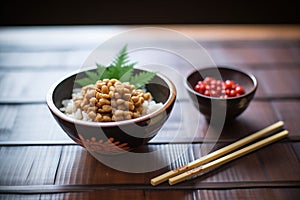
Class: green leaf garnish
75,77,95,86
76,45,155,88
129,71,156,89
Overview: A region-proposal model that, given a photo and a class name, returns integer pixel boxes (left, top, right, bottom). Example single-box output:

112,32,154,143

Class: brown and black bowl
46,68,176,155
185,66,257,122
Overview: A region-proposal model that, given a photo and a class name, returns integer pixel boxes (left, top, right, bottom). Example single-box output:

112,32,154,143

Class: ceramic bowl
185,66,257,122
47,68,176,154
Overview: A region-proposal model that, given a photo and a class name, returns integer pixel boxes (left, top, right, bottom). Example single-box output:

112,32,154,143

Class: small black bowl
47,68,176,155
185,66,257,122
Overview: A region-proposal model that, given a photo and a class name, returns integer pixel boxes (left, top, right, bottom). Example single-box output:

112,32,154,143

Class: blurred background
1,0,299,25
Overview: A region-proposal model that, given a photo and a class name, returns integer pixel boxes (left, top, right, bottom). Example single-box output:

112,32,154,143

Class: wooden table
0,25,300,199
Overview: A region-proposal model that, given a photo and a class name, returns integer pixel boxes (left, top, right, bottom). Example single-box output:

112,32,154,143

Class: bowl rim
46,68,176,127
185,65,258,100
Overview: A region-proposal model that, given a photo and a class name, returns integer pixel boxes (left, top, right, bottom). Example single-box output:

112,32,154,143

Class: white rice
60,88,163,121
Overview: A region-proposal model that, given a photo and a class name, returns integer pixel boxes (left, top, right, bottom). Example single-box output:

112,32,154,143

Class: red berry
225,89,231,96
216,80,223,86
199,84,206,93
194,77,245,99
216,86,222,93
224,80,234,89
235,85,245,95
203,77,215,84
210,79,217,86
221,89,226,95
204,90,210,96
210,90,218,97
194,84,201,92
229,90,237,97
210,84,216,90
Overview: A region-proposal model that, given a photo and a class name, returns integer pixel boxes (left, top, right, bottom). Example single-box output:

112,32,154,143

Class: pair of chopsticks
151,121,288,186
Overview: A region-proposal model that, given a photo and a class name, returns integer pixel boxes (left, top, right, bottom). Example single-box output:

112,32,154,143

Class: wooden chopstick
169,130,288,185
150,121,284,186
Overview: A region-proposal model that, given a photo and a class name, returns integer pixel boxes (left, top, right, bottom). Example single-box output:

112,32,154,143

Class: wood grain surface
0,25,299,199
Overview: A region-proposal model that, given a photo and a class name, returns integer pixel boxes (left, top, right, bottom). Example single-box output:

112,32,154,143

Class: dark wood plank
44,191,145,200
0,26,121,52
0,69,294,105
0,105,71,142
0,70,72,103
271,101,300,139
207,46,300,65
200,143,300,183
3,99,296,144
0,51,89,69
177,143,298,184
154,101,284,143
0,102,202,143
1,181,300,193
0,146,62,185
0,100,286,144
0,65,190,102
145,190,192,200
218,101,279,140
2,46,299,70
0,195,41,200
0,188,299,200
0,190,144,200
39,144,300,185
54,145,194,186
1,26,299,50
0,142,299,200
292,142,300,163
1,43,299,103
255,68,300,98
190,188,300,200
257,143,300,181
200,39,300,49
1,142,297,186
147,143,300,186
1,62,299,103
